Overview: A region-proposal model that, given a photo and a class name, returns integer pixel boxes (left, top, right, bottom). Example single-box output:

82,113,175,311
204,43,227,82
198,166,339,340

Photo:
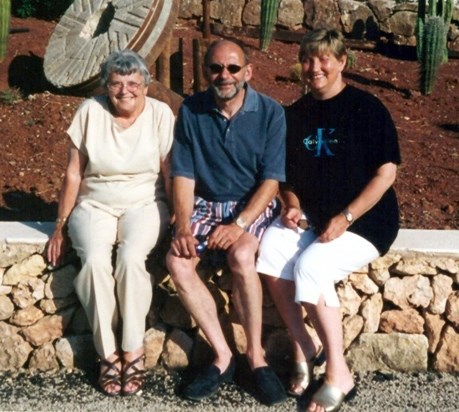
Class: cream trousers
68,200,168,359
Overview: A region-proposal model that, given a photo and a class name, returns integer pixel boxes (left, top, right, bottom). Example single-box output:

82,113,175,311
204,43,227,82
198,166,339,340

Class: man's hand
207,224,245,250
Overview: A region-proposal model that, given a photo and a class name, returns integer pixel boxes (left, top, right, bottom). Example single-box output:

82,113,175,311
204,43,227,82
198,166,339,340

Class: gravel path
1,367,458,411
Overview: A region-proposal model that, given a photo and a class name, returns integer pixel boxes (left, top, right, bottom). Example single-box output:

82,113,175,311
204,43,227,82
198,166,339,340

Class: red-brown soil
0,17,458,229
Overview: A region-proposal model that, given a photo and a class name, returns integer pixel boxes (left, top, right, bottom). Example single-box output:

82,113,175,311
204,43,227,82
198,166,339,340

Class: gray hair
100,49,151,88
298,28,347,62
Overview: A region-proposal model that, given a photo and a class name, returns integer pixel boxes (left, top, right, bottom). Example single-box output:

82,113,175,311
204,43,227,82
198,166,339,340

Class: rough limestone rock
445,291,459,328
338,0,376,39
242,0,261,26
430,274,454,315
392,257,438,276
0,295,14,320
10,305,44,327
379,308,424,334
144,325,167,369
161,328,193,369
211,0,246,27
337,282,362,316
55,335,96,370
433,257,458,275
44,264,79,299
40,296,79,315
179,0,202,19
383,275,433,309
304,0,341,30
11,278,45,308
0,244,44,269
21,311,73,347
343,314,364,349
278,0,304,29
29,342,60,371
65,306,91,336
434,325,459,372
159,293,196,329
424,312,446,354
3,254,47,285
347,333,428,372
349,273,379,295
0,334,33,371
360,293,383,333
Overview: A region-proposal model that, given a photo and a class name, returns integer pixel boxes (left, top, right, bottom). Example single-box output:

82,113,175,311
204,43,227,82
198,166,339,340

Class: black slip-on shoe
253,366,287,406
182,357,236,401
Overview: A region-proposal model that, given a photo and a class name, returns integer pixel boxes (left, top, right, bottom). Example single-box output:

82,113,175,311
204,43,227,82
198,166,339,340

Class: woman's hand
281,206,303,230
319,213,350,243
46,227,68,267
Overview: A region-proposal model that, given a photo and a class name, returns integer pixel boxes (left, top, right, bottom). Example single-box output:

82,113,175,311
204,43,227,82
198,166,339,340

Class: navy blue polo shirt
171,85,286,202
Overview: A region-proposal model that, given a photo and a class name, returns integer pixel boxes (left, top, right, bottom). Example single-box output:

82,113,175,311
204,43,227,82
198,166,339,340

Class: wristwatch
342,209,354,225
234,216,248,230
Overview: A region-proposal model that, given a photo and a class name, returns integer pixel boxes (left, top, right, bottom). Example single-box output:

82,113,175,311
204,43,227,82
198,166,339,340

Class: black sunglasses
206,63,244,74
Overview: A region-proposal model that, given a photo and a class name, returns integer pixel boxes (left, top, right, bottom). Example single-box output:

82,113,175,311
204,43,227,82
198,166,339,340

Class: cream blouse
68,95,175,209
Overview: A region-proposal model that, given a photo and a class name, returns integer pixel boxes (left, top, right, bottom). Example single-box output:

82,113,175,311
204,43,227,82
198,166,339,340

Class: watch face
342,210,353,223
236,217,246,229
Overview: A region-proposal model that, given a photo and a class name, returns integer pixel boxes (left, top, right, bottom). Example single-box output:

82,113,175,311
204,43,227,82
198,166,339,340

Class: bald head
204,39,250,67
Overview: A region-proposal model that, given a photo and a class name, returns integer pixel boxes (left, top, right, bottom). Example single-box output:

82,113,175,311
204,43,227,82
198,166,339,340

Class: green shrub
12,0,73,20
0,87,22,105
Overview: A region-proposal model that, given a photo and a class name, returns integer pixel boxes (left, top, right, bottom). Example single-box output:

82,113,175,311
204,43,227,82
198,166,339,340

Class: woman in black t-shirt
257,29,400,412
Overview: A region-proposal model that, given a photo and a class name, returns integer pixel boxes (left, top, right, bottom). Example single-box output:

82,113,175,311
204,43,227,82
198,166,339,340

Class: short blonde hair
298,29,347,62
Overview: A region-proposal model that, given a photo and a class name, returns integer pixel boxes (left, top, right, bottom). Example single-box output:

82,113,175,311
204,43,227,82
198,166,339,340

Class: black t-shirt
285,85,401,255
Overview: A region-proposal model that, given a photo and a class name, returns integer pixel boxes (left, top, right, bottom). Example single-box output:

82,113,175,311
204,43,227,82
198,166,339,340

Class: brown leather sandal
98,356,122,397
122,354,145,396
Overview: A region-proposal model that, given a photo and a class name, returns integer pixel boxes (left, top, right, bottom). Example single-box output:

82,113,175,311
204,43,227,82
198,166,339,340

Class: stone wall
0,239,458,373
179,0,459,52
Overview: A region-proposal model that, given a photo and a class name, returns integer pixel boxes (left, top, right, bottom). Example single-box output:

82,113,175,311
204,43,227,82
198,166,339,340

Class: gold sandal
288,360,313,396
311,380,357,412
98,356,122,397
288,348,325,397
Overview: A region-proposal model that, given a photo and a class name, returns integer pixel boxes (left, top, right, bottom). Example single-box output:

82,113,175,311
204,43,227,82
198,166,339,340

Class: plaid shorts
190,196,280,243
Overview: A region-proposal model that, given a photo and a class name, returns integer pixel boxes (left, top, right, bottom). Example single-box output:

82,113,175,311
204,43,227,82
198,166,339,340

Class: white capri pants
256,216,379,307
68,200,168,359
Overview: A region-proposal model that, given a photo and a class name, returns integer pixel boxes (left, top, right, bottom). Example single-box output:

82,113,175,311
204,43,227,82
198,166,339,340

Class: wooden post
202,0,211,39
193,38,204,93
156,35,171,88
193,38,212,93
170,37,184,95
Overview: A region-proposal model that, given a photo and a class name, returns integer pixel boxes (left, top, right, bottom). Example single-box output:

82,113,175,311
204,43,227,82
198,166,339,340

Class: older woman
257,29,401,412
47,49,175,397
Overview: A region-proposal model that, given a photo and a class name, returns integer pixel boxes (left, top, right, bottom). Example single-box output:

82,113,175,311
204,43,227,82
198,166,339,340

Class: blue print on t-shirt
303,128,337,157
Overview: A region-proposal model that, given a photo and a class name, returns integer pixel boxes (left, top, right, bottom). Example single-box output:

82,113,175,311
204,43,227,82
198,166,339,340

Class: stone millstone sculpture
43,0,179,95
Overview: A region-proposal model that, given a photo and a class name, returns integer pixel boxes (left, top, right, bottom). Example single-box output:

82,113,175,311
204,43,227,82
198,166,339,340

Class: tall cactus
420,16,445,95
0,0,10,63
416,0,452,95
415,0,426,60
260,0,280,51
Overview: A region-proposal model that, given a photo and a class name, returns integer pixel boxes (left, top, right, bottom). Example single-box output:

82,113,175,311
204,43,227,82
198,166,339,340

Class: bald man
167,39,286,405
